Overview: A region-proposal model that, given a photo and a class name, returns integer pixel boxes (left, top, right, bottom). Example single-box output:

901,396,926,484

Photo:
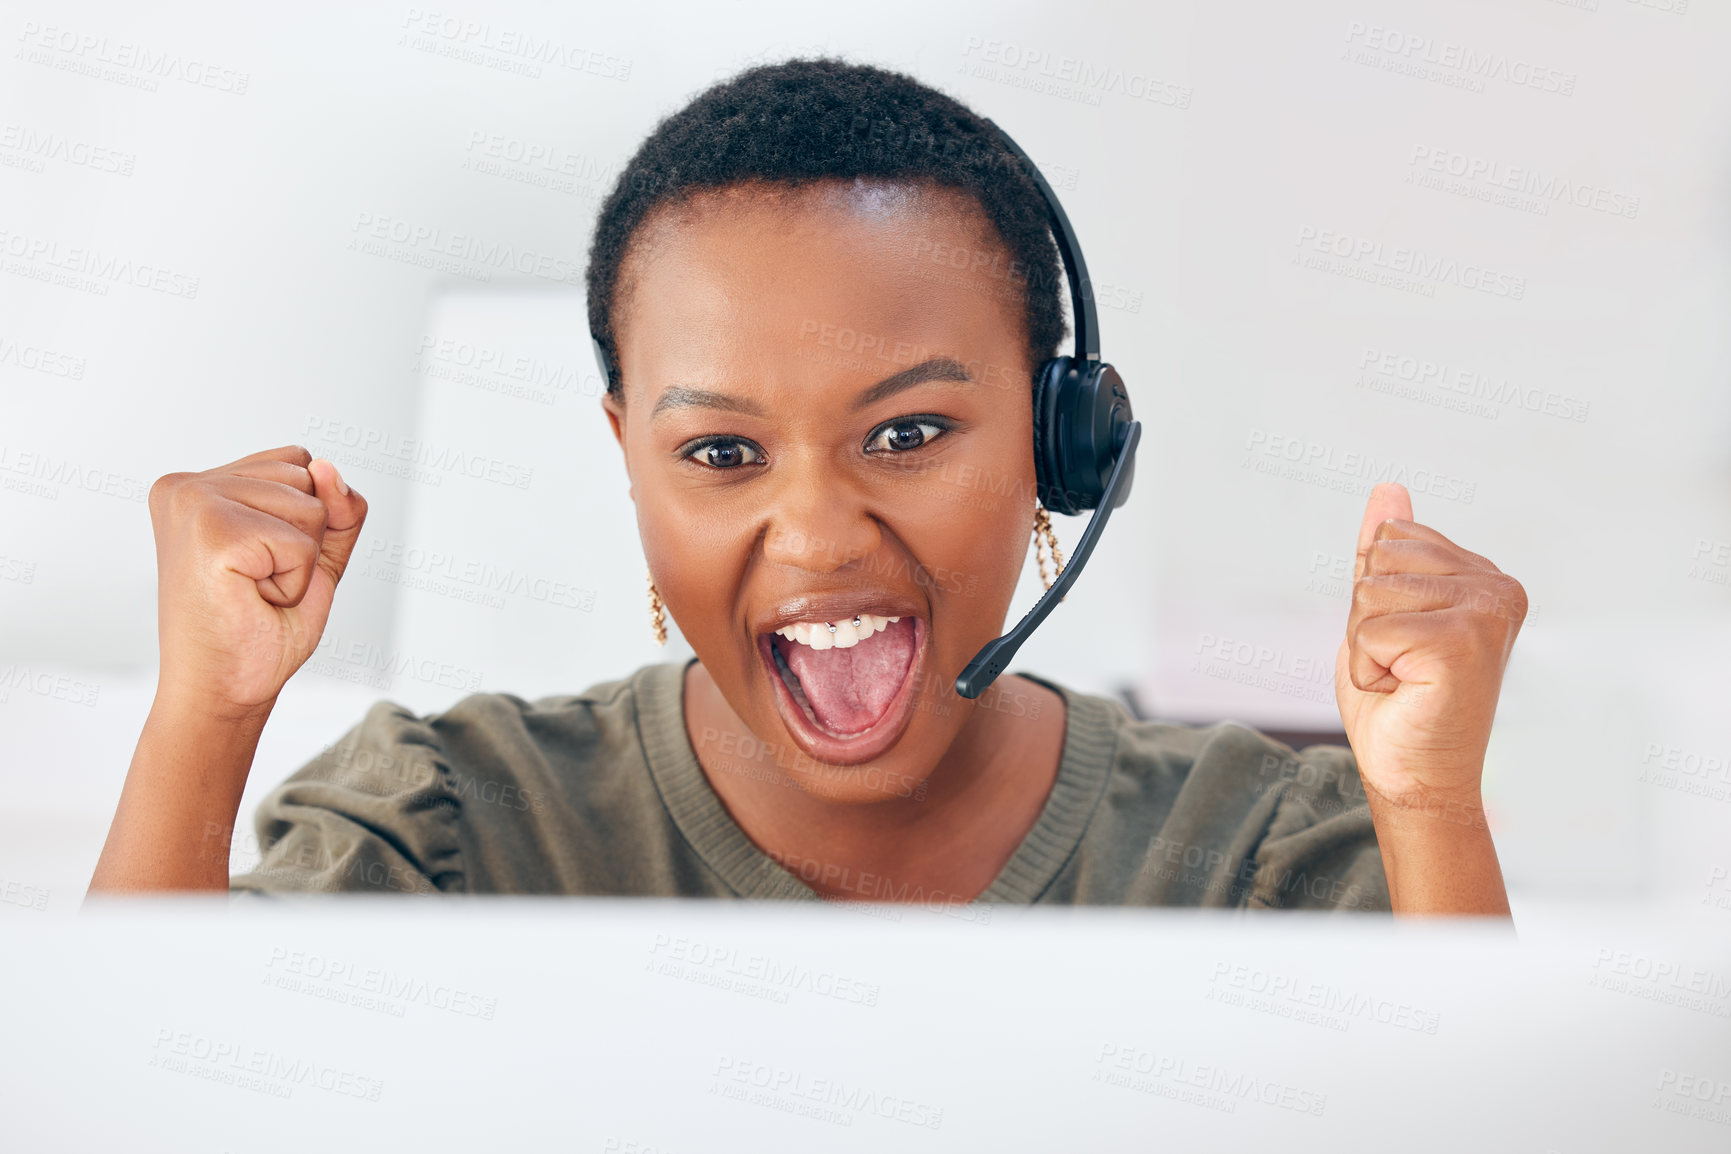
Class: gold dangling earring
646,570,667,645
1033,502,1065,592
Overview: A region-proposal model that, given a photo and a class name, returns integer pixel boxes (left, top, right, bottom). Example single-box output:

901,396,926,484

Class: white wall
2,0,1727,916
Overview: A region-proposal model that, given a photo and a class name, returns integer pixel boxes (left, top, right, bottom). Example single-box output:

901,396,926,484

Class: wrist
91,710,268,894
136,688,274,831
1361,779,1491,835
1361,785,1509,917
152,680,278,728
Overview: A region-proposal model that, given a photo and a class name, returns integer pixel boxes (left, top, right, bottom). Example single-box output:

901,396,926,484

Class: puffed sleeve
1240,741,1391,913
229,700,467,896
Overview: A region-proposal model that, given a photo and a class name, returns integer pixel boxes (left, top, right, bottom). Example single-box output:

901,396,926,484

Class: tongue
783,617,917,734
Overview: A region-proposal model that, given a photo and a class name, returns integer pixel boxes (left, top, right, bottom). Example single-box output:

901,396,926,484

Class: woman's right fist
148,444,368,719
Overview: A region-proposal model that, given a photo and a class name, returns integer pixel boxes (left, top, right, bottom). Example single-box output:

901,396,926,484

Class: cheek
634,479,755,641
918,499,1026,605
888,443,1034,612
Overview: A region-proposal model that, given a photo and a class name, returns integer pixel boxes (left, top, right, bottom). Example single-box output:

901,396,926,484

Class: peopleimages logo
1342,21,1577,95
959,36,1193,109
0,227,200,298
302,416,534,490
0,445,149,502
14,21,251,94
398,8,632,80
1092,1044,1327,1116
1356,346,1590,423
0,123,136,175
347,211,583,285
1408,146,1640,219
711,1057,945,1129
1242,429,1478,504
0,334,86,379
1294,227,1526,300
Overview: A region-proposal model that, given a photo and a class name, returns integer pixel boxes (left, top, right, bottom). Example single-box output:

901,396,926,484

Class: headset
952,119,1141,698
591,117,1141,702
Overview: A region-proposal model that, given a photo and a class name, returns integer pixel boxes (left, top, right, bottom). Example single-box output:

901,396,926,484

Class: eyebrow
648,356,975,422
853,357,973,410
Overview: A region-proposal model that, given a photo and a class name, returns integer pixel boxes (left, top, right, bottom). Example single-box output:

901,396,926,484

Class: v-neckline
633,658,1120,903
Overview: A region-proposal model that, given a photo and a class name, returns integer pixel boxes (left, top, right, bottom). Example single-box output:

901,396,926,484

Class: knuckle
1500,575,1529,617
305,493,331,533
277,460,315,493
1353,575,1393,608
147,472,184,511
283,530,319,571
167,476,211,519
1447,606,1490,645
191,495,237,545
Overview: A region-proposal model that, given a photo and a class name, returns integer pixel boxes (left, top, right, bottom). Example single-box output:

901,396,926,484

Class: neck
682,659,1066,903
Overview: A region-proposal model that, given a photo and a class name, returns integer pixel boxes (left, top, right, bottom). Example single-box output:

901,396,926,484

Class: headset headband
981,118,1099,363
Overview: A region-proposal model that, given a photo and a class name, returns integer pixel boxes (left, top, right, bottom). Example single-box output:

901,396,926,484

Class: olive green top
230,659,1390,911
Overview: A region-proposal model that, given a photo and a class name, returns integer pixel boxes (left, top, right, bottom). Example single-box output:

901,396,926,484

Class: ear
601,391,633,500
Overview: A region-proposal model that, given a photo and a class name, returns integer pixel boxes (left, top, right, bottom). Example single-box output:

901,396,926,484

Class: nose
760,455,883,575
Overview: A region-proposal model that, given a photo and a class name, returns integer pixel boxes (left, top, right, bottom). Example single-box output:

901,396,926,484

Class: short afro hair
584,56,1069,399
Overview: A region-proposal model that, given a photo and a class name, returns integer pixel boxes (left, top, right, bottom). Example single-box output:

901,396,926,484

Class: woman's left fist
1334,482,1527,810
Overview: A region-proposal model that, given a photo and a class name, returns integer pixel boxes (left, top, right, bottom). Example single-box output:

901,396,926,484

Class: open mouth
757,613,927,765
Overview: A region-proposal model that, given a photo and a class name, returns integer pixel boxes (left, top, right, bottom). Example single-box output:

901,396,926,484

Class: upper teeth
775,614,901,651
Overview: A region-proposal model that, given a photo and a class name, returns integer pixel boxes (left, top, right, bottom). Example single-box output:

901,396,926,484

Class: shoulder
423,662,654,746
233,662,686,895
1024,674,1387,911
1117,712,1372,861
264,662,680,807
1126,720,1383,911
406,657,675,750
1032,673,1365,811
1121,716,1366,817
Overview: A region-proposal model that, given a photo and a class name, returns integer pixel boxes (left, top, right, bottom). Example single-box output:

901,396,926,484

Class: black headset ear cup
1032,356,1075,514
1035,359,1134,516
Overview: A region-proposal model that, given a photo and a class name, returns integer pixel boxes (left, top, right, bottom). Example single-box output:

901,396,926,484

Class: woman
88,59,1525,914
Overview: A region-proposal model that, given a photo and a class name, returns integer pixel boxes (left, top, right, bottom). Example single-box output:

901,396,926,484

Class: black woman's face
603,178,1039,788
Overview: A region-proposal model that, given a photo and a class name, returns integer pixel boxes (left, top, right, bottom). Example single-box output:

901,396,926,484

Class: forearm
1365,788,1512,918
88,691,272,894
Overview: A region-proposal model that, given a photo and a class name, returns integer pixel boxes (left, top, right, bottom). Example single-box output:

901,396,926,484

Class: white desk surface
2,901,1726,1152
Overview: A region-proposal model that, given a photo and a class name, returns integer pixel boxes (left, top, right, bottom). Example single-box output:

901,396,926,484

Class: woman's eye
683,438,763,469
865,419,949,454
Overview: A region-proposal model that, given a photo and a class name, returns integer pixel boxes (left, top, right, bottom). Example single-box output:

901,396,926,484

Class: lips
756,614,929,767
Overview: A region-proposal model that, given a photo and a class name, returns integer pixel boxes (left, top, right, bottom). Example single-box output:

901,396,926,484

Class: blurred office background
1,0,1727,926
